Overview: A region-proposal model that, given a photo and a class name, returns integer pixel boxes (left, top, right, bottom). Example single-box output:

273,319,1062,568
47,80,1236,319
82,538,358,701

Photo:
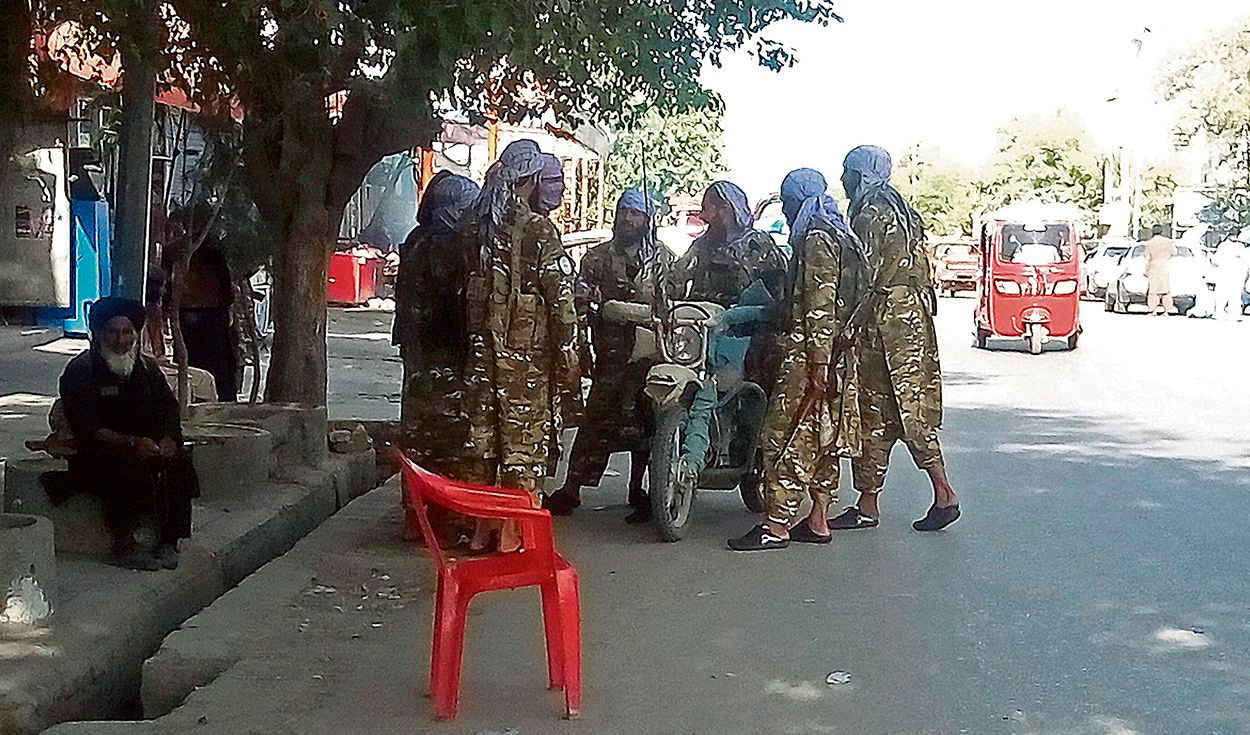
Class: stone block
0,514,55,625
1,457,145,555
190,403,328,470
183,422,272,501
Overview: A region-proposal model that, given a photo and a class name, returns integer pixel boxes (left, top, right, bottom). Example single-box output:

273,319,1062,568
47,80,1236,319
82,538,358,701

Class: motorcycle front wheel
649,404,697,542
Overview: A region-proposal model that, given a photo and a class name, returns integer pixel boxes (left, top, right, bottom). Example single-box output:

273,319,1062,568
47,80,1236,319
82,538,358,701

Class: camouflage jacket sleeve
574,245,603,321
530,218,578,357
802,230,841,366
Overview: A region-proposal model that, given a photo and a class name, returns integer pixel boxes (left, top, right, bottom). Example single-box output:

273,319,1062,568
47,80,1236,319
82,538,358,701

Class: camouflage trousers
760,367,840,528
852,344,943,494
564,360,649,490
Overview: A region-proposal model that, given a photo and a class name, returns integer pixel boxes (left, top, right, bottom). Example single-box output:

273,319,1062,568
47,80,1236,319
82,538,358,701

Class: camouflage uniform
761,228,863,526
462,197,578,500
667,228,785,307
850,188,944,494
393,226,472,476
563,237,672,493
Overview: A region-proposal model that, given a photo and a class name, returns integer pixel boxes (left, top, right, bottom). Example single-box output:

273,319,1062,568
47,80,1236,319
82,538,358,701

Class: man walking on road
544,189,671,522
1144,224,1175,316
461,140,579,552
1212,227,1249,322
831,145,960,533
729,169,867,551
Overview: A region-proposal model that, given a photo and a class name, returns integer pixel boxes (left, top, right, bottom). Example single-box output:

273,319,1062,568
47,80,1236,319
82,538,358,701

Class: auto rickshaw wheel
1067,333,1079,350
1027,324,1044,355
975,328,990,349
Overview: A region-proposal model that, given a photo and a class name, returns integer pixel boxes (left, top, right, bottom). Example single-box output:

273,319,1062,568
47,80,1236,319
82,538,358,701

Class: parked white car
1081,239,1133,300
1104,242,1208,315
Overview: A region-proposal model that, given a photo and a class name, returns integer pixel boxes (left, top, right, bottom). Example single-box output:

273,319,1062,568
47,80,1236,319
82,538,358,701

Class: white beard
101,344,139,378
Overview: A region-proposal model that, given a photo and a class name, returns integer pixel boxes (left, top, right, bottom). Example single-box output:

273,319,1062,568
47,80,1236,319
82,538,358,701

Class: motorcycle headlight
665,324,704,366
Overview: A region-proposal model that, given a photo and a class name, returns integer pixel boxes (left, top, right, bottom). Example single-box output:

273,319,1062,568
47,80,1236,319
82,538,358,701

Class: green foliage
1161,15,1250,225
976,111,1103,216
607,109,728,206
894,148,977,237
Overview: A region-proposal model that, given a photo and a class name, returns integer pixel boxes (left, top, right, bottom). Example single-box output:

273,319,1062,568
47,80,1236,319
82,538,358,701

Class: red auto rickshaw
975,204,1082,354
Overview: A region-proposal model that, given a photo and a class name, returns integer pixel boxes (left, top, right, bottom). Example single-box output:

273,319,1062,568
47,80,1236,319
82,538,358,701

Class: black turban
88,296,146,337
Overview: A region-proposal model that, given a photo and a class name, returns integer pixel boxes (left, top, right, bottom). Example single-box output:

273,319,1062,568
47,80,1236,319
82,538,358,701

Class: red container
327,249,381,305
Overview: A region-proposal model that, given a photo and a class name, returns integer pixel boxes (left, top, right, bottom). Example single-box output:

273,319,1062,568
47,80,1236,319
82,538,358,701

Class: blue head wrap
780,168,851,247
617,188,657,215
707,181,754,238
843,145,895,218
473,139,546,243
416,171,480,238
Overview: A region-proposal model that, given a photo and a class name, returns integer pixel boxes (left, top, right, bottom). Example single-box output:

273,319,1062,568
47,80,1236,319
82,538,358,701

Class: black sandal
912,504,960,532
828,507,879,531
788,519,832,545
727,524,790,552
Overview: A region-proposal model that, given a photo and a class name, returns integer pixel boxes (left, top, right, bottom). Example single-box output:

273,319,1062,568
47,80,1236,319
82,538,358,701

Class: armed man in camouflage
393,171,481,469
832,145,960,533
544,189,672,522
460,141,580,551
729,169,867,551
667,180,785,307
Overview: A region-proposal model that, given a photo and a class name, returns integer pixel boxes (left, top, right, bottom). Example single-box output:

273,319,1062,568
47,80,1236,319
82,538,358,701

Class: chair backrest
392,450,559,569
396,454,450,570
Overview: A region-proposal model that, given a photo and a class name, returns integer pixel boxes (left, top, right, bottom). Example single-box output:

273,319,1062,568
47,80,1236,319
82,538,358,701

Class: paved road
145,298,1249,735
422,297,1250,735
10,301,1250,734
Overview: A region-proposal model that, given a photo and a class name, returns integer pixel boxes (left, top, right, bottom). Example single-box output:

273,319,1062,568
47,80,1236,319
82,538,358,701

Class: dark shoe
542,490,580,517
788,519,832,545
112,548,159,571
624,505,652,525
912,504,961,532
153,543,180,570
828,506,880,531
727,524,790,552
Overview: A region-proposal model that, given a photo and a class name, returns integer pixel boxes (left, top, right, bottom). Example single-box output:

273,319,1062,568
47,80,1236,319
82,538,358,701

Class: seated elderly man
58,296,198,570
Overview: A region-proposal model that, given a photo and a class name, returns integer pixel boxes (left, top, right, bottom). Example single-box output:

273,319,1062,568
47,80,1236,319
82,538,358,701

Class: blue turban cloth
473,139,546,244
707,180,754,238
779,168,851,247
843,145,899,219
616,188,657,215
416,171,480,238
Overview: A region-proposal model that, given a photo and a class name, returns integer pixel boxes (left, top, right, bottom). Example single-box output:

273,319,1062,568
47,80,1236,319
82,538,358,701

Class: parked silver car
1081,239,1133,300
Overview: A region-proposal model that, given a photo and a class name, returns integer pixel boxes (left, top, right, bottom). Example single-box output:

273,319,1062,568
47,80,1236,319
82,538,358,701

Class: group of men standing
393,140,961,554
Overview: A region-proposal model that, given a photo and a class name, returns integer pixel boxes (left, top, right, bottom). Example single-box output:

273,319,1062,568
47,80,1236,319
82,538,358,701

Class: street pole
112,0,157,301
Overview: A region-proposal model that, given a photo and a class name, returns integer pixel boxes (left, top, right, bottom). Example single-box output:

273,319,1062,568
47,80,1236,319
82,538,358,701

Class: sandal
727,524,790,552
828,507,880,531
788,519,832,545
912,504,960,532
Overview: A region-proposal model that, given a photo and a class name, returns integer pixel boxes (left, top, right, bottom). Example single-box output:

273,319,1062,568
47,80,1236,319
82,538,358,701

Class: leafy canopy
1160,15,1250,228
607,108,728,206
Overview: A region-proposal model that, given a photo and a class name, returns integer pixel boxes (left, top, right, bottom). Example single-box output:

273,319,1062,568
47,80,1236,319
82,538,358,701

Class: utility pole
111,0,157,300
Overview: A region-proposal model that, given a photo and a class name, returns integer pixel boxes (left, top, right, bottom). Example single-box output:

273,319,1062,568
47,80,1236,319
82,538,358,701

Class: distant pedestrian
167,236,238,401
1144,224,1175,316
728,168,868,551
833,145,960,533
1212,228,1250,322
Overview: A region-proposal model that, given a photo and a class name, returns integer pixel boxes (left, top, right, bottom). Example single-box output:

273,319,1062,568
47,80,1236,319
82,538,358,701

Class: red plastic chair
393,450,582,720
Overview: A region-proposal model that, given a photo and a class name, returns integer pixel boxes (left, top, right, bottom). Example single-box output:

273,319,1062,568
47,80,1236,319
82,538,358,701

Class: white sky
703,0,1248,201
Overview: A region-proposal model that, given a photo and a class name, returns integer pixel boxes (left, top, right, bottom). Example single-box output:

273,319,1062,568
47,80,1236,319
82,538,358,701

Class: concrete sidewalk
1,446,379,734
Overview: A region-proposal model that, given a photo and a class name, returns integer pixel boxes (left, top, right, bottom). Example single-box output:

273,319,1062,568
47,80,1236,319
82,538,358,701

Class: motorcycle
602,298,770,542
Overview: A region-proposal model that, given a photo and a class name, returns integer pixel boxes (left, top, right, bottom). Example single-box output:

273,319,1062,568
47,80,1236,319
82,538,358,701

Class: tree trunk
265,207,335,406
112,0,158,300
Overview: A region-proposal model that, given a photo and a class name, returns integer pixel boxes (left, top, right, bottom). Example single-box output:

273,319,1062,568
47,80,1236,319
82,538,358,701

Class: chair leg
556,567,582,719
540,580,566,691
432,579,470,720
429,574,446,698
